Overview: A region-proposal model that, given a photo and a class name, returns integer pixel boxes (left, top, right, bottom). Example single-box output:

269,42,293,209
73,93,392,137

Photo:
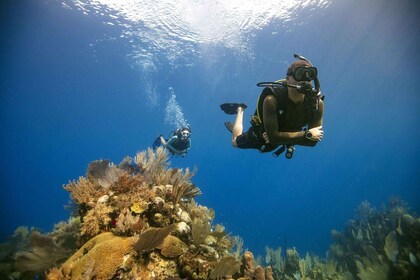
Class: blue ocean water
1,0,419,259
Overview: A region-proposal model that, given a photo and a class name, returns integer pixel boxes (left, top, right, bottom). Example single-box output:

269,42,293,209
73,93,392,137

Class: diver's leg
232,107,244,147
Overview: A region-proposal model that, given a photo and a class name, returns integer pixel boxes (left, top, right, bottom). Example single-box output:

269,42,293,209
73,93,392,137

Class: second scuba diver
153,125,192,157
220,54,324,159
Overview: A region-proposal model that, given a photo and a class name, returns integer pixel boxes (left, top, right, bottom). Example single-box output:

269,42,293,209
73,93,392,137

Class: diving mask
290,66,318,82
181,130,190,139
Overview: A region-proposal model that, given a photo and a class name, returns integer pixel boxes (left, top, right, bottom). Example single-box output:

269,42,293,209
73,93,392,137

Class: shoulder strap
304,94,324,124
272,86,289,112
255,81,288,125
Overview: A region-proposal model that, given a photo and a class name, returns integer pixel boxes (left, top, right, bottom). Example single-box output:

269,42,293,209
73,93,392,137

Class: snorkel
257,53,321,96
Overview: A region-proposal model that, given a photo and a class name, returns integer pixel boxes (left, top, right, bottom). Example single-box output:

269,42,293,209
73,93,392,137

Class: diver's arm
160,136,168,146
263,95,305,146
183,139,191,152
187,139,191,149
180,139,191,157
165,137,185,155
263,96,322,147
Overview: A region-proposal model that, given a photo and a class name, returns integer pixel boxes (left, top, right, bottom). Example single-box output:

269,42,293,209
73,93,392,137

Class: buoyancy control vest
250,80,323,150
170,137,190,151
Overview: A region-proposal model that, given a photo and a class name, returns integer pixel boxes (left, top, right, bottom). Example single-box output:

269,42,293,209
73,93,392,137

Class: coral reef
1,148,419,280
255,198,420,280
327,197,420,280
0,148,276,279
56,232,137,279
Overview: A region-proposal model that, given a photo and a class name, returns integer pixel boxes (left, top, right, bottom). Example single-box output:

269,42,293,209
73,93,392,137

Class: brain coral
57,232,136,279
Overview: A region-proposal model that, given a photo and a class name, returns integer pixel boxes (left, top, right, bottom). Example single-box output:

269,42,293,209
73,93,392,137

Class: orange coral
255,266,265,280
63,176,106,205
265,266,274,280
113,209,140,236
242,251,255,277
111,173,145,194
54,232,136,280
80,203,113,238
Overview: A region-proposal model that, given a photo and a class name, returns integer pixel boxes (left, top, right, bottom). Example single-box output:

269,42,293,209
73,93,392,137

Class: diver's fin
224,121,233,133
220,103,247,115
152,136,163,150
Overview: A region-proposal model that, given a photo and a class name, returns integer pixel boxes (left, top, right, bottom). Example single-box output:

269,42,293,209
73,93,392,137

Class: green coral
329,197,420,279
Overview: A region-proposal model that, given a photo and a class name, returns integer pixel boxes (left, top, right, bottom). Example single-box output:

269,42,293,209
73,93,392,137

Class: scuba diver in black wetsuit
153,125,192,157
220,54,324,159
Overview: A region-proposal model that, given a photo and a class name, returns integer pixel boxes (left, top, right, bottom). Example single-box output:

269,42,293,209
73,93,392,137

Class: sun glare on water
61,0,330,105
63,0,331,56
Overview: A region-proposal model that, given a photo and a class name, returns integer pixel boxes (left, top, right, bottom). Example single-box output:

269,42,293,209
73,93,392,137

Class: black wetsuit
236,86,317,151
